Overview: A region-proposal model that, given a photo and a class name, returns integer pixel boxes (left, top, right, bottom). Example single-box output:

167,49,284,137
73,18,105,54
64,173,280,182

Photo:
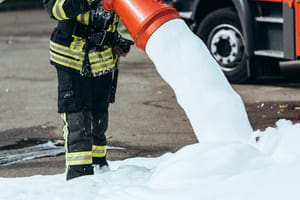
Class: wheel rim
208,24,245,72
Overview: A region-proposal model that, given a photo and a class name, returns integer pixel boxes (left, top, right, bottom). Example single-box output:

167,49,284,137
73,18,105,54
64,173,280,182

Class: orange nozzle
102,0,114,11
102,0,179,50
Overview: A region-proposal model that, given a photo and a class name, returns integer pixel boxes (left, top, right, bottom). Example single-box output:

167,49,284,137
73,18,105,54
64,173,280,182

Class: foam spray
146,19,253,143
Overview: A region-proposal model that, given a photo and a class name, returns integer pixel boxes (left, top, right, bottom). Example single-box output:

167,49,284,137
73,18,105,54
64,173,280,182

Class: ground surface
0,9,299,177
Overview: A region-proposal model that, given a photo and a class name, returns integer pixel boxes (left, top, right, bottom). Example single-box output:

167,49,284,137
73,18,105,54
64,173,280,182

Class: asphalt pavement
0,9,299,177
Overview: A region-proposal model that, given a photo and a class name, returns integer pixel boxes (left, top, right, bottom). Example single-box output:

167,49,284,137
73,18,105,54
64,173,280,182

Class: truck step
255,16,284,24
254,50,284,58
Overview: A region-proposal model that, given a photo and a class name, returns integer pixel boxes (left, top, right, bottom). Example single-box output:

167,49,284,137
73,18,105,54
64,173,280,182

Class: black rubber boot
93,157,110,173
66,164,94,181
93,156,109,167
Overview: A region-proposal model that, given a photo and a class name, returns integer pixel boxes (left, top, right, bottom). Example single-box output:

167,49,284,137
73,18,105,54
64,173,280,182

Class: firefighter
43,0,133,180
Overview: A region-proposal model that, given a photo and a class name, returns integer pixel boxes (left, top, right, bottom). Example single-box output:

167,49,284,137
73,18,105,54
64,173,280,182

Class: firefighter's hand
90,7,114,30
113,35,134,57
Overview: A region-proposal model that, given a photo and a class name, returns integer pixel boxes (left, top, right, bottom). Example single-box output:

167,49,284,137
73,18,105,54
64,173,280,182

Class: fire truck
167,0,300,83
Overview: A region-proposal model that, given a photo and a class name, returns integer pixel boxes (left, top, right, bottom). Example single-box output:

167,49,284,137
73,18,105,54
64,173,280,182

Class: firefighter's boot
66,164,94,180
61,112,94,180
93,156,110,173
93,156,109,167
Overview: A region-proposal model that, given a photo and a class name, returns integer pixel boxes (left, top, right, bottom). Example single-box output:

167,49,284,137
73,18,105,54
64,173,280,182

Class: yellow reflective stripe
92,145,106,151
76,12,90,26
89,54,113,63
92,145,106,158
90,59,114,69
89,48,113,63
86,0,94,5
50,41,85,60
84,12,90,25
66,151,93,166
89,47,112,56
50,50,82,65
50,51,82,70
69,38,85,51
76,14,83,24
67,151,93,157
69,37,78,50
91,62,116,74
91,59,115,68
91,56,117,71
78,38,85,51
50,40,81,53
107,14,118,32
91,65,115,74
69,37,84,52
52,0,68,20
89,49,112,57
50,43,84,59
67,159,92,166
52,0,61,20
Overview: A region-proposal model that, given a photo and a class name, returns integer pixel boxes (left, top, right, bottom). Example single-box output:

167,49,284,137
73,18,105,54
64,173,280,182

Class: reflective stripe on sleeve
52,0,69,20
86,0,95,5
76,12,90,26
107,14,119,32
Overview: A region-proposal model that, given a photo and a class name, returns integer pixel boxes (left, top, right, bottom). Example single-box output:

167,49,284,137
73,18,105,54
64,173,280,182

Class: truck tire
196,7,249,83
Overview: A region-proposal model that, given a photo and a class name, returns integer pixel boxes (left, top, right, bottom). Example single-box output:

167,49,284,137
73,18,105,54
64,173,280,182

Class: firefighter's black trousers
56,67,112,170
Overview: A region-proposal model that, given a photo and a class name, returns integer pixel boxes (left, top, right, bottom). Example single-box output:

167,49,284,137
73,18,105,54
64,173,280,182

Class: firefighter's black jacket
43,0,119,76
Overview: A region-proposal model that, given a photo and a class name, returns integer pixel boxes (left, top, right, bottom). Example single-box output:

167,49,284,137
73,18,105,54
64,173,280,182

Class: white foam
146,19,253,143
2,121,300,200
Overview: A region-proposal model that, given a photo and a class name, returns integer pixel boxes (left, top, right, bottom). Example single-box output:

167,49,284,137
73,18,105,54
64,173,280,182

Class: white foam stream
146,19,253,143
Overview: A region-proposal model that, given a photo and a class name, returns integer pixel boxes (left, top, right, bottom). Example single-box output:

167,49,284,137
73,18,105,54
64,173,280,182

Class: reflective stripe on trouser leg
61,112,93,167
92,145,107,158
66,151,93,166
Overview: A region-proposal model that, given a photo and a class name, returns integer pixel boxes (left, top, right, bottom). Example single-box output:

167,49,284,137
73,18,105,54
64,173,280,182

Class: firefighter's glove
90,7,114,30
113,34,134,57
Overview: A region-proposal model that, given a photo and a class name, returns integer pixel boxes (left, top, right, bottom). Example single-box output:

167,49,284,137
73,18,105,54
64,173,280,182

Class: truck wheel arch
232,0,255,56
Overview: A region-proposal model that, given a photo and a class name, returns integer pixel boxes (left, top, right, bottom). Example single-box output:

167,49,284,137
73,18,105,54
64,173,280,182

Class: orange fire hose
102,0,179,50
